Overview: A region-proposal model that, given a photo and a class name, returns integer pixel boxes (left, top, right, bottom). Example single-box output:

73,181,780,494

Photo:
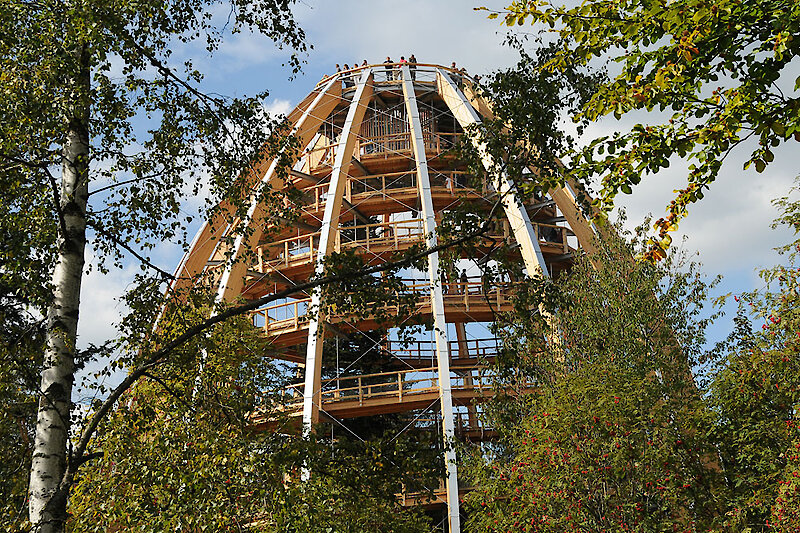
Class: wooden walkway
248,281,516,347
251,365,534,425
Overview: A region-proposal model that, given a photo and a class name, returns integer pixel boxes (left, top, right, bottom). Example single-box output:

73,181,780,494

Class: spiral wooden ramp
169,63,599,532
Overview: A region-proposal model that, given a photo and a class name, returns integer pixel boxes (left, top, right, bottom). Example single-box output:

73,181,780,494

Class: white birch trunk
29,45,90,533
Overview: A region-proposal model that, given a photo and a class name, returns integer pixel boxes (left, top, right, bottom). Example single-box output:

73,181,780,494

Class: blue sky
77,1,799,354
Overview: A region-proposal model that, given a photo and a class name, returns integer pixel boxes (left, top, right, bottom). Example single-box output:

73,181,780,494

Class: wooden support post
455,323,468,361
301,69,374,435
402,65,461,533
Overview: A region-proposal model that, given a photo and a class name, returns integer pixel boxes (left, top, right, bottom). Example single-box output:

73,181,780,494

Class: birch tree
0,1,306,531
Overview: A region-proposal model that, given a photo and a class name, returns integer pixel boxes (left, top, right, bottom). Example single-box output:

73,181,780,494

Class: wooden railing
346,170,476,198
254,217,571,277
297,170,479,213
305,132,461,167
531,222,571,254
249,280,428,336
384,337,499,364
249,281,515,336
441,281,512,312
416,411,493,434
315,62,476,89
278,365,500,409
255,219,425,273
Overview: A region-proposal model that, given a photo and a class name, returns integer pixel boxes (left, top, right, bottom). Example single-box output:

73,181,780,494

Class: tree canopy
1,0,309,530
480,0,800,259
464,195,800,532
464,226,725,532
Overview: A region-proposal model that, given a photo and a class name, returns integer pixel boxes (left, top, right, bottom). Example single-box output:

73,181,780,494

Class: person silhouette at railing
451,62,463,87
409,54,417,80
342,64,354,88
384,56,393,81
481,270,491,298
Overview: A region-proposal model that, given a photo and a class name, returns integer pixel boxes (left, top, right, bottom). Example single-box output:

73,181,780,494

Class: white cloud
77,262,135,349
296,0,518,75
264,98,292,117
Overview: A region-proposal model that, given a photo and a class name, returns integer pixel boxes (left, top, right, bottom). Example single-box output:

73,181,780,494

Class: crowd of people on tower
333,57,469,86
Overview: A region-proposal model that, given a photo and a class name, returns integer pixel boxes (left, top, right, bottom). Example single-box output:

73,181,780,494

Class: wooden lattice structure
170,63,599,532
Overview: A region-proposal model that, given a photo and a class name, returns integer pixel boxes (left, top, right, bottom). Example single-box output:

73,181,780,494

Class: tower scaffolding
170,62,599,532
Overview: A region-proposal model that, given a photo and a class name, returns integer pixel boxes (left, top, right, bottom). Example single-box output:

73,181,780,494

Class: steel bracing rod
302,68,374,433
401,64,462,533
213,75,345,302
435,69,550,278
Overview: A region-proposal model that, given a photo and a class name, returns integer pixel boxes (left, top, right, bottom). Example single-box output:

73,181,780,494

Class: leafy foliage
704,188,800,532
481,0,800,259
457,38,605,206
0,294,43,532
69,308,438,532
464,227,725,532
0,0,314,529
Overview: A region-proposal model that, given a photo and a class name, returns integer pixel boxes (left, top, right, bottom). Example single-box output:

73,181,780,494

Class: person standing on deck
384,56,393,80
342,64,353,87
408,54,417,80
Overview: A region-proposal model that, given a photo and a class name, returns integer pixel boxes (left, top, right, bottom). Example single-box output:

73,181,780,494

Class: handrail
275,365,538,412
249,281,516,334
279,365,497,404
386,337,499,362
259,218,423,251
304,131,461,166
255,219,427,273
297,170,477,208
415,412,493,432
316,62,476,89
254,217,568,274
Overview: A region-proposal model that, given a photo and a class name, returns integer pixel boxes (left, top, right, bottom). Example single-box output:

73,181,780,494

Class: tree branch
85,218,176,281
68,198,506,473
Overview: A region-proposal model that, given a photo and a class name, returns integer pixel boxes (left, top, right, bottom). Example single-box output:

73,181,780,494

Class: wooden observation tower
170,62,599,532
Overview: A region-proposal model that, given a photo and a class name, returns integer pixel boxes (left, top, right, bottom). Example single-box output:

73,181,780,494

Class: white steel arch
401,64,461,532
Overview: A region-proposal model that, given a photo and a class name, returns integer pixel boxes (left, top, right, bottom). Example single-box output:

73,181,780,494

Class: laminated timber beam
401,64,461,533
169,76,343,299
302,68,374,431
214,76,345,302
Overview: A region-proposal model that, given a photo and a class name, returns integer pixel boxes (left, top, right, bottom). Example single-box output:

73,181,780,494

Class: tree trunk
29,44,90,533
